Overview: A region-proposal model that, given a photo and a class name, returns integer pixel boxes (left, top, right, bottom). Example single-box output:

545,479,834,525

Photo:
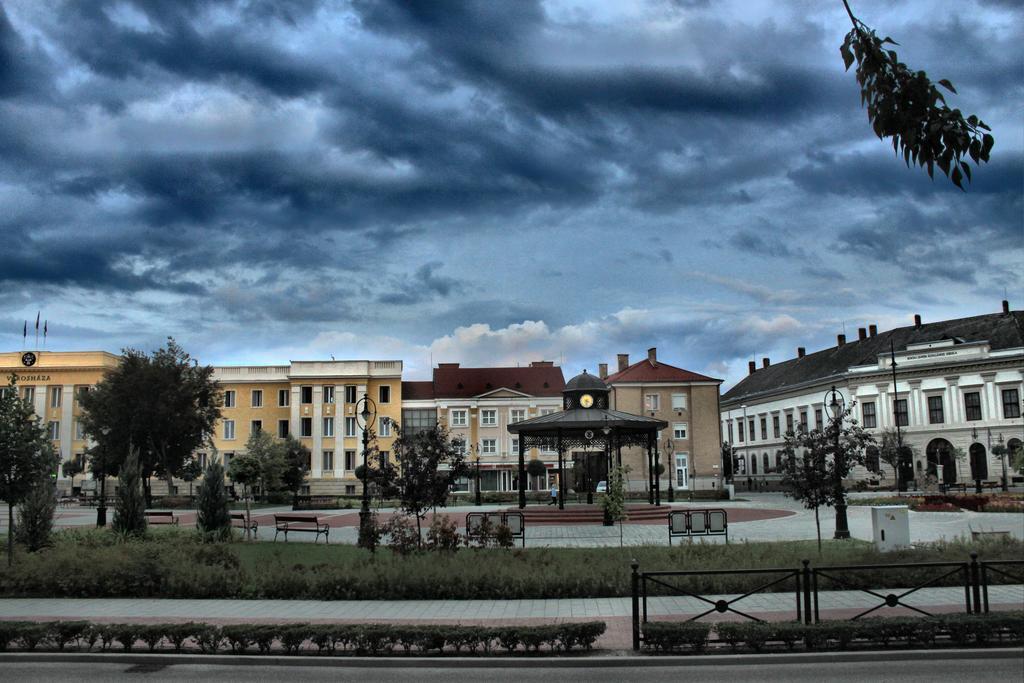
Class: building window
402,408,438,435
894,399,909,427
74,419,85,440
278,420,289,438
1002,389,1021,419
481,409,497,426
223,452,233,467
223,420,235,440
644,394,660,411
748,419,755,441
345,385,357,404
511,437,519,454
50,386,62,408
727,421,734,443
379,451,390,466
772,416,780,438
862,402,877,428
759,417,767,439
481,439,497,454
673,422,688,440
928,396,944,424
814,409,823,430
671,393,687,410
198,453,208,468
323,417,334,437
251,420,262,434
866,446,880,472
963,392,982,421
322,450,334,471
323,386,335,404
786,414,794,435
750,454,758,474
75,386,90,404
345,417,356,437
345,485,355,495
21,386,35,403
344,450,356,470
300,386,313,404
379,417,392,437
378,385,391,403
737,421,745,442
48,421,60,440
251,390,263,408
278,389,290,407
799,411,808,430
300,417,312,437
223,390,236,408
450,409,468,427
510,408,526,424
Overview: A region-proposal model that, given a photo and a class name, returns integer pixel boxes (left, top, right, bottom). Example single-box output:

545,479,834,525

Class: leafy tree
391,424,468,545
780,404,876,552
179,457,203,502
721,442,734,482
240,429,287,497
876,428,917,488
840,0,993,189
15,477,58,552
61,456,84,492
227,452,261,541
1010,443,1024,476
280,435,310,509
112,448,147,537
354,430,400,507
601,465,629,547
79,338,222,507
526,458,547,479
196,461,232,541
0,374,58,566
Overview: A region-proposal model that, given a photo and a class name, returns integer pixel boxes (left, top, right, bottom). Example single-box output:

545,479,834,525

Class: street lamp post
997,432,1008,492
653,438,661,507
474,443,482,506
741,404,748,487
664,437,674,503
95,426,111,527
356,393,377,538
971,426,982,494
825,385,850,540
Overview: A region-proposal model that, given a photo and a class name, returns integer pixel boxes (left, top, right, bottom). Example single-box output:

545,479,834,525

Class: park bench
274,514,329,543
231,512,259,533
144,510,179,526
940,482,968,494
465,511,526,547
668,508,728,545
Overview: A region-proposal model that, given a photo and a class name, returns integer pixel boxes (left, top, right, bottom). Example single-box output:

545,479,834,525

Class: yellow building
0,350,120,484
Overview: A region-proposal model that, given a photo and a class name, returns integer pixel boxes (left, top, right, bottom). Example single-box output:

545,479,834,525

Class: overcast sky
1,0,1021,388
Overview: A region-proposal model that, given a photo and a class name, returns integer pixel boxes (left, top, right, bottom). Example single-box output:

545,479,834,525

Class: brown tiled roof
420,364,566,399
605,358,720,384
401,381,435,401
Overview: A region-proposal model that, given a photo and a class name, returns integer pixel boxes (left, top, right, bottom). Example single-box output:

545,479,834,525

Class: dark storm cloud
0,4,52,99
378,262,464,305
728,229,805,259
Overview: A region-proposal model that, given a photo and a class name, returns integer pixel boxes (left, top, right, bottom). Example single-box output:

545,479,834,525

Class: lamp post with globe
355,393,377,537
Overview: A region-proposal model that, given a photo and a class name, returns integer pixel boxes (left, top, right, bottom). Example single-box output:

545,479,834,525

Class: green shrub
642,621,711,652
191,624,223,654
278,624,311,654
383,515,420,556
51,620,89,651
221,624,254,653
425,515,461,552
252,625,278,654
112,452,147,537
109,623,139,652
15,478,58,551
196,463,232,541
162,623,195,653
139,624,166,652
15,622,51,651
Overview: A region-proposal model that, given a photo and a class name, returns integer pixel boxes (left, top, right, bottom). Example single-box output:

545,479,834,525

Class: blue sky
1,0,1021,388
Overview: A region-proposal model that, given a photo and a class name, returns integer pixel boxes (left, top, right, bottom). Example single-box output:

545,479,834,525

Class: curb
0,648,1021,668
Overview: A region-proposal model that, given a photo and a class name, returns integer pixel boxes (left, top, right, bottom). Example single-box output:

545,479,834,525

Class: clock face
21,352,37,367
580,393,594,408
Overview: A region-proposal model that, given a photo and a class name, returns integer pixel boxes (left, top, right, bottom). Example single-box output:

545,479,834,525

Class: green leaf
937,79,957,94
982,133,995,157
951,166,963,190
961,161,971,183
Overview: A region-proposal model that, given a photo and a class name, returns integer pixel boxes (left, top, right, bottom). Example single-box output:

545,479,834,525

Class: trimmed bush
642,622,711,652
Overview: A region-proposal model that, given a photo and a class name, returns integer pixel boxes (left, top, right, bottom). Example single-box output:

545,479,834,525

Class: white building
720,303,1023,489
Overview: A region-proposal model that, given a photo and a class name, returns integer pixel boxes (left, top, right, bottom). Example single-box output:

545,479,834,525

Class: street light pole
474,443,481,506
741,404,748,487
356,393,376,540
665,437,674,503
826,385,851,540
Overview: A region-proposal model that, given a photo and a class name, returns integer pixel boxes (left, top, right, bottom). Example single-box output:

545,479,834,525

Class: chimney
748,360,757,375
837,334,846,347
762,357,770,368
647,347,658,367
530,361,553,367
438,363,460,368
869,324,877,337
914,314,922,329
617,353,629,372
598,363,608,379
858,327,867,341
1003,300,1010,315
797,347,806,358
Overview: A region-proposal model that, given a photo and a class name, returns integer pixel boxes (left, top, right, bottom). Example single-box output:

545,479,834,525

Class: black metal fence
630,552,1018,650
465,511,526,547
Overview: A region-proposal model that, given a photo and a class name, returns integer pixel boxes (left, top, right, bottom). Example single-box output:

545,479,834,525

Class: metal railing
980,559,1024,613
465,511,526,547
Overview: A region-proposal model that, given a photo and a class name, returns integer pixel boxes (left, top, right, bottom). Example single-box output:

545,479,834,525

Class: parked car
595,480,607,493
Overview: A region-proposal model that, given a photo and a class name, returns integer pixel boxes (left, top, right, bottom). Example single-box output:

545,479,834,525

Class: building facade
720,303,1024,489
402,362,565,494
601,347,724,492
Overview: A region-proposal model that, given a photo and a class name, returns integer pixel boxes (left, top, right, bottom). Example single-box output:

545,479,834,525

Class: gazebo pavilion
508,370,668,509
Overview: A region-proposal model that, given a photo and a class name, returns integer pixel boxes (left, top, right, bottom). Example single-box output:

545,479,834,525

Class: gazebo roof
507,407,667,434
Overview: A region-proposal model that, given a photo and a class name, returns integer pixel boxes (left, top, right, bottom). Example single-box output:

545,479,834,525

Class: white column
334,384,345,477
312,386,323,478
875,386,889,427
947,382,961,424
290,386,301,442
981,374,997,423
33,386,46,420
908,382,922,426
59,384,74,463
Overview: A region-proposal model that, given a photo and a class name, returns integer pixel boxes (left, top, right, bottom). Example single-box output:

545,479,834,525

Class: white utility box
871,505,910,551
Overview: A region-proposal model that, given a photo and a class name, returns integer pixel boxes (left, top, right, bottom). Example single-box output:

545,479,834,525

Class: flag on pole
23,321,27,340
44,321,47,338
35,311,40,330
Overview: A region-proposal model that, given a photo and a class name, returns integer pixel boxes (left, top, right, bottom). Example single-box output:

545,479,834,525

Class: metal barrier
668,508,728,544
980,558,1024,613
465,511,526,547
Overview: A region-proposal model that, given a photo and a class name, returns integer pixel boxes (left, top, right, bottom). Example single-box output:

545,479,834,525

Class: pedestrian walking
549,483,558,505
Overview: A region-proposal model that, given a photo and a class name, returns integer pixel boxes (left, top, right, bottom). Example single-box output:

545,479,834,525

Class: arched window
969,443,988,481
763,452,770,473
750,455,758,474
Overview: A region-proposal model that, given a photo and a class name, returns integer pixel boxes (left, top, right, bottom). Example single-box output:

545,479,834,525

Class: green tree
241,429,287,497
840,1,993,189
79,338,222,508
179,457,203,502
112,448,147,537
196,461,232,541
0,375,58,566
601,465,629,547
721,442,734,482
61,456,84,492
280,435,310,509
391,424,468,545
15,476,58,552
227,452,261,541
876,428,917,487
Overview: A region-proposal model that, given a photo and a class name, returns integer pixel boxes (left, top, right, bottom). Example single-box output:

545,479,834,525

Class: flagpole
35,312,40,350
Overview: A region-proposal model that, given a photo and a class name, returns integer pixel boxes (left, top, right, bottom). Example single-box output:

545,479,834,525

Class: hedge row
642,612,1024,652
0,621,606,655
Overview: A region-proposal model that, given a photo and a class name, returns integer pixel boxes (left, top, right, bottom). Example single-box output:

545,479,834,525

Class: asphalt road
3,657,1023,683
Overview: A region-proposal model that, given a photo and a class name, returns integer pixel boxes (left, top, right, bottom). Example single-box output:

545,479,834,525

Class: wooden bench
144,510,179,526
231,512,258,533
274,514,329,543
972,530,1010,540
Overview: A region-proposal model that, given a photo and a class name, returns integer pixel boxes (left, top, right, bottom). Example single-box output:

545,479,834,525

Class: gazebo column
518,437,526,509
647,438,654,505
557,429,565,510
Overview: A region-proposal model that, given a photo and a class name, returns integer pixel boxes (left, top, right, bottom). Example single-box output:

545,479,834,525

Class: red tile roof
605,358,720,384
403,365,566,400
